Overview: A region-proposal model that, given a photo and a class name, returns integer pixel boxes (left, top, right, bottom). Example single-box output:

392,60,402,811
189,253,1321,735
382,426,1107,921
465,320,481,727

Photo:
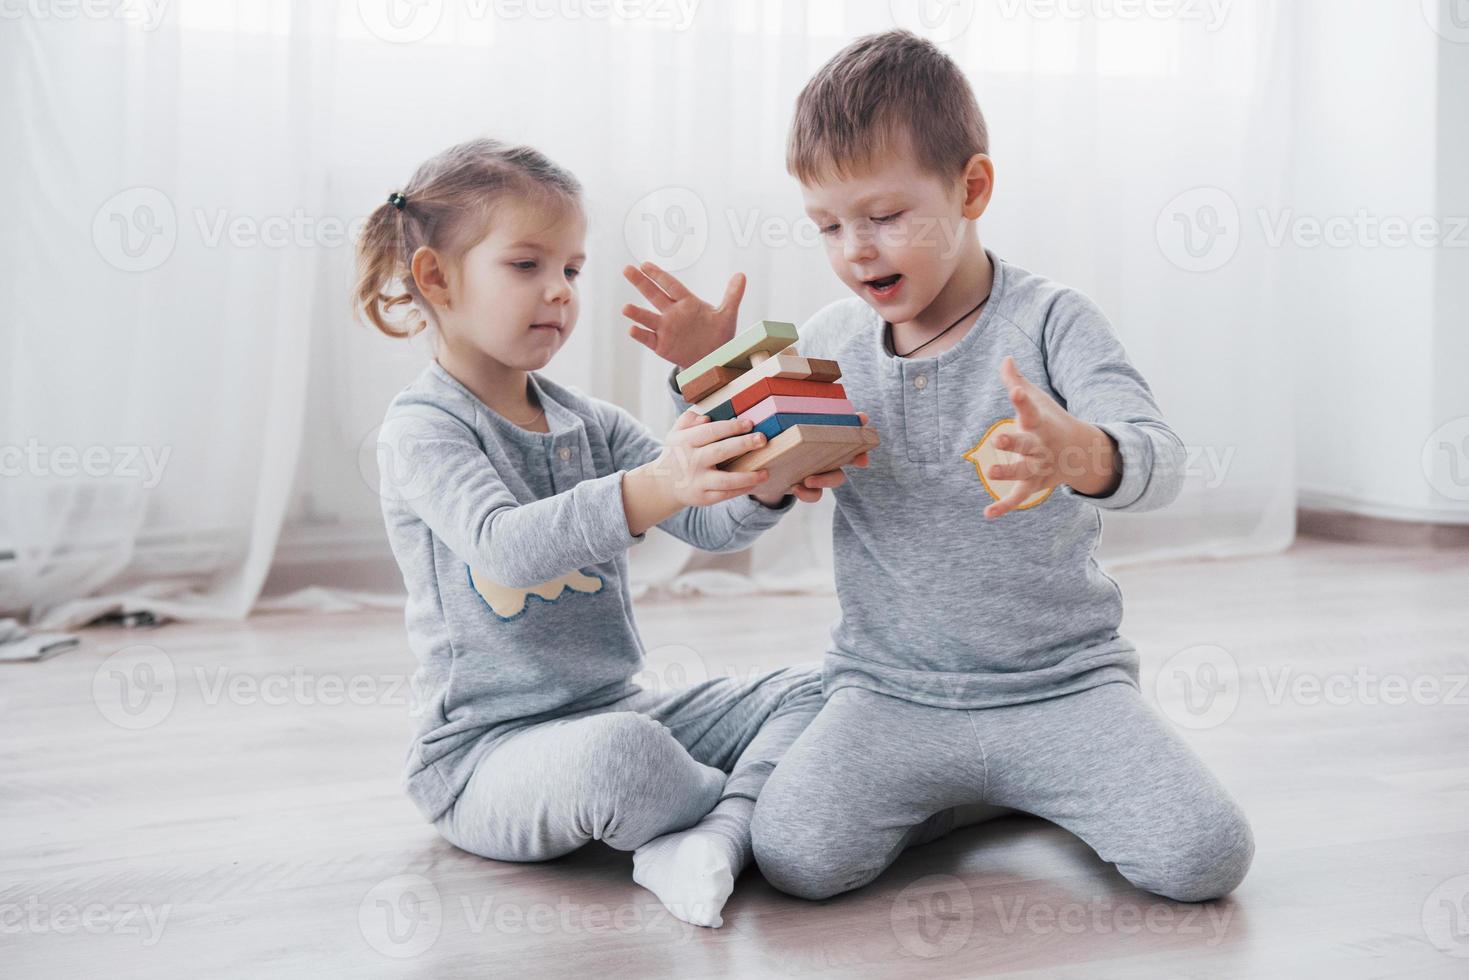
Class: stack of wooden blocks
675,320,879,490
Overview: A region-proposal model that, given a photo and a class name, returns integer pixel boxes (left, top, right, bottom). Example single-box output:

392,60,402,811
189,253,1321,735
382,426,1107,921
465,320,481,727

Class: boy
623,30,1252,903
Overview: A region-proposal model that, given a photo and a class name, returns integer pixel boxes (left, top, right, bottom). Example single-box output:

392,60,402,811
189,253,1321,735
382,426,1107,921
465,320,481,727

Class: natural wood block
679,365,743,403
804,357,842,382
690,352,832,414
675,320,798,389
723,423,879,490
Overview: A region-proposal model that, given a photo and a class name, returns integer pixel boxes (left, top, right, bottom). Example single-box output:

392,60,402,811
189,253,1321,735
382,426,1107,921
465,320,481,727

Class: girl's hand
623,261,746,370
751,412,873,506
983,358,1120,520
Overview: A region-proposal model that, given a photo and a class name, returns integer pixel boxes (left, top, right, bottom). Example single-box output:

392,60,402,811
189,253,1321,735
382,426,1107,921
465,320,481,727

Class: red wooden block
728,378,847,416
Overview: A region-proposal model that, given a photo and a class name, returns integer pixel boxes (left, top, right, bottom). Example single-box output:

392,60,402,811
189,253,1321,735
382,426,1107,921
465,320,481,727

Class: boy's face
801,150,970,325
439,201,586,372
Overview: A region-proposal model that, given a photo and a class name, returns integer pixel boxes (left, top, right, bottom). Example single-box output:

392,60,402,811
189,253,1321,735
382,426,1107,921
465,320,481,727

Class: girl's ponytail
355,198,421,339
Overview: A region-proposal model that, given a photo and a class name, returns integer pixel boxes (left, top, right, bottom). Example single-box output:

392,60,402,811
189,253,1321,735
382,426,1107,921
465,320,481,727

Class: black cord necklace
889,285,993,358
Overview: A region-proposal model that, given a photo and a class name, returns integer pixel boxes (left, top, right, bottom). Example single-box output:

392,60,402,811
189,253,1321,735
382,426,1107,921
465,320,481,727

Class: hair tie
387,192,407,210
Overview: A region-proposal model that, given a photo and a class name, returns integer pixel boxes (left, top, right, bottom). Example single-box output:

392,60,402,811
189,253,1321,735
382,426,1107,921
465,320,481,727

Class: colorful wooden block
690,352,833,415
724,423,879,490
674,320,798,390
679,365,743,404
738,394,857,425
804,358,843,383
752,413,861,440
729,378,846,416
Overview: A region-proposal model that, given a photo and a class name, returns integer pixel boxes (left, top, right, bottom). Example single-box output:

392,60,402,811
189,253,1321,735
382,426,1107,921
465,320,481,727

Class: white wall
1292,0,1469,523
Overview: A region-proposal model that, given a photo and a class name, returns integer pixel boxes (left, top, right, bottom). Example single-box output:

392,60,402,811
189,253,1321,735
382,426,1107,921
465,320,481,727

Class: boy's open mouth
862,273,903,298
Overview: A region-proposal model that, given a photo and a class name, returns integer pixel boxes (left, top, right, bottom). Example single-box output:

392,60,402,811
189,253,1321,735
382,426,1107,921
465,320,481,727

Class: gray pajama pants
436,666,824,862
751,681,1255,903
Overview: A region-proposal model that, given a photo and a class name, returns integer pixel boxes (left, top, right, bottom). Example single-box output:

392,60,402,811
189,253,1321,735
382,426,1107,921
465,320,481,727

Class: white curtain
2,0,1296,627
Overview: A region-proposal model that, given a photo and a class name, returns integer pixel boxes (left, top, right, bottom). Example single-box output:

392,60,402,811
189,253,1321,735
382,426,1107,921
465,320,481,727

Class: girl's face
437,200,586,372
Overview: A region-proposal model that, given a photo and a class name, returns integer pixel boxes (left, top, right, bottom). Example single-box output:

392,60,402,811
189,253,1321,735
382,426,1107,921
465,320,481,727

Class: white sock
633,798,751,929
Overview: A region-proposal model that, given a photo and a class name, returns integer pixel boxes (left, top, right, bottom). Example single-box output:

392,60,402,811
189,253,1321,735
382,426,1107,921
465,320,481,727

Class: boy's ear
960,153,995,220
410,246,453,310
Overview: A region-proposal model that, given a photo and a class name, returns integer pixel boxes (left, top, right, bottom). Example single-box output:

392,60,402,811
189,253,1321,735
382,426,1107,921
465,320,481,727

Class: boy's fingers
640,261,691,301
791,486,823,503
1010,386,1044,430
986,481,1037,519
623,303,661,332
624,265,674,310
720,272,747,311
802,469,846,489
996,428,1044,456
706,469,768,494
627,325,658,351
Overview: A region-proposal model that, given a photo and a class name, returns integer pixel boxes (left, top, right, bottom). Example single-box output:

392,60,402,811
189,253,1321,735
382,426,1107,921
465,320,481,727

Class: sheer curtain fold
1,1,1295,627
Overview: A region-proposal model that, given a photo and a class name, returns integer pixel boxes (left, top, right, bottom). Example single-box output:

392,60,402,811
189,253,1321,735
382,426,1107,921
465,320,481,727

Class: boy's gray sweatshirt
380,362,793,821
668,251,1185,709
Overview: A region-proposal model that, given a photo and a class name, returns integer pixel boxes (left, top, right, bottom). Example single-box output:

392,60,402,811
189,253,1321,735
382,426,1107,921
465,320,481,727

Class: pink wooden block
737,394,857,425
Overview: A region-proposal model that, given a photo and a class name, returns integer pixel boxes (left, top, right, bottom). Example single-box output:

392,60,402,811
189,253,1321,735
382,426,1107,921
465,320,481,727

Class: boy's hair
354,138,582,338
787,30,988,185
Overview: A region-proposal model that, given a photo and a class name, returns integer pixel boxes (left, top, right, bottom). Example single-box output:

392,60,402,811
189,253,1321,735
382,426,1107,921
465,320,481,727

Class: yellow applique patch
467,566,604,620
961,418,1054,511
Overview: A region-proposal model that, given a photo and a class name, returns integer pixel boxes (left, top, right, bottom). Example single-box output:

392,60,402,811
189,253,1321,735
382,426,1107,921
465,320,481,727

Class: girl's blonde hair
354,138,582,338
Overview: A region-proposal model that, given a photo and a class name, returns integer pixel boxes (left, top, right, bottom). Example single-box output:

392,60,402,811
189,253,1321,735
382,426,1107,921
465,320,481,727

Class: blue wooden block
752,413,861,440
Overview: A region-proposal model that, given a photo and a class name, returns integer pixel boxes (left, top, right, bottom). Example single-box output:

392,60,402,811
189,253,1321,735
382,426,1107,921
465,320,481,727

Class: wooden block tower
675,320,879,490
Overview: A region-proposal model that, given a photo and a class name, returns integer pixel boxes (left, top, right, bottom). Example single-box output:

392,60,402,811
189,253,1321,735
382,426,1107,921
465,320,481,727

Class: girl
353,138,859,928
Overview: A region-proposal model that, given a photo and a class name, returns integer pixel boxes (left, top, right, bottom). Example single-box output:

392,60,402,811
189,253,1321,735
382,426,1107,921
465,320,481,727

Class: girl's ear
410,246,453,310
960,153,995,220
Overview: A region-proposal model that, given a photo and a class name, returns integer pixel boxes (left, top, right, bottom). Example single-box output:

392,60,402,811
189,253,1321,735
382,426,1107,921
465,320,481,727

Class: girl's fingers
704,469,768,494
985,481,1038,520
995,428,1045,458
792,486,823,503
623,302,661,332
849,451,870,468
856,411,869,425
673,408,707,431
802,469,846,490
640,261,691,302
685,417,755,449
1009,385,1045,430
623,265,674,311
705,430,767,465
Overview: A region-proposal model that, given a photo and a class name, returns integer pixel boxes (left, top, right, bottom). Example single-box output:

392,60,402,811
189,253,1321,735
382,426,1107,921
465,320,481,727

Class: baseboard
1297,507,1469,548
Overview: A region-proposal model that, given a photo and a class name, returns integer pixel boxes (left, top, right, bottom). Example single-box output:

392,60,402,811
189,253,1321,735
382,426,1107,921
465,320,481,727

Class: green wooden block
674,320,798,390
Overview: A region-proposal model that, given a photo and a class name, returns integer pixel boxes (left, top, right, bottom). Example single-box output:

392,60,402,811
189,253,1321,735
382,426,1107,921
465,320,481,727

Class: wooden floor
4,537,1468,978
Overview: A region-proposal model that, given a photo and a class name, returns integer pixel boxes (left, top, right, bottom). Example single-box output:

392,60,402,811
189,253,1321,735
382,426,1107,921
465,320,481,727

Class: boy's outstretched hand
623,261,745,370
984,357,1122,520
